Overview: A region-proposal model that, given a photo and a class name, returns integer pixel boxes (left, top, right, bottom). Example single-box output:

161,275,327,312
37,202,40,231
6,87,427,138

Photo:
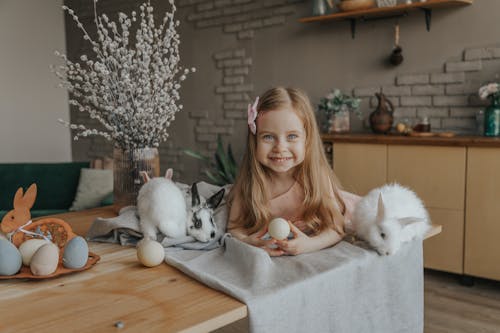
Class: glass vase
328,107,350,134
484,96,500,137
312,0,327,16
113,147,160,211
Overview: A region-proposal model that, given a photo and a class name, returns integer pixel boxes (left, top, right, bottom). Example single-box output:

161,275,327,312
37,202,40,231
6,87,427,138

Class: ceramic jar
369,93,394,134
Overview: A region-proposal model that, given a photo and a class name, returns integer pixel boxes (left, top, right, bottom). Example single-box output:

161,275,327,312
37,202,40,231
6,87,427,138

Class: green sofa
0,162,108,220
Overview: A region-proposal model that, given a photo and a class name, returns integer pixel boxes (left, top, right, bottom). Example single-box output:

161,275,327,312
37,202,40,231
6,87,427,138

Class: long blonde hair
228,87,346,235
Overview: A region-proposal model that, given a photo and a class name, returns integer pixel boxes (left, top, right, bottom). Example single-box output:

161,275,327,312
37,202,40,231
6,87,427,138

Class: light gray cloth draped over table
165,237,424,333
87,181,424,333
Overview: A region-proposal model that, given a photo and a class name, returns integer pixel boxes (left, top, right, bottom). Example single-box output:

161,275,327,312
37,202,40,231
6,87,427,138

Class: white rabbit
352,183,431,256
137,169,225,242
137,168,187,241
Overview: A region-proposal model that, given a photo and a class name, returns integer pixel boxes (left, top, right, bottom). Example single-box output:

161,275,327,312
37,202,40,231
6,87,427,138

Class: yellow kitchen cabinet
323,134,500,280
465,147,500,281
330,141,466,274
387,145,466,274
387,145,466,210
423,208,464,274
332,143,387,196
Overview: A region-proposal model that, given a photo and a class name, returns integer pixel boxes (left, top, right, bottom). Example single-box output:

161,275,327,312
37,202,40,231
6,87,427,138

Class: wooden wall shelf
299,0,473,38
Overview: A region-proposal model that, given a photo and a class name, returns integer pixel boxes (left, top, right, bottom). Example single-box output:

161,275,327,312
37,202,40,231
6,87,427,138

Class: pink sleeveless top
268,181,305,223
268,182,361,233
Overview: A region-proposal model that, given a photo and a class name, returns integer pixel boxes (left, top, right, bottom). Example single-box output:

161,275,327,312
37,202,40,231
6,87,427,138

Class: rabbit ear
191,182,200,207
13,187,25,208
375,193,386,224
206,188,225,209
165,168,173,180
140,171,150,183
15,184,37,210
398,217,425,227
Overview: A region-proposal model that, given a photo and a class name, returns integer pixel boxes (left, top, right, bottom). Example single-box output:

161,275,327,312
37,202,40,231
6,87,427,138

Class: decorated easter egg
19,239,50,266
63,236,89,269
30,243,59,276
0,239,22,276
268,218,290,240
137,239,165,267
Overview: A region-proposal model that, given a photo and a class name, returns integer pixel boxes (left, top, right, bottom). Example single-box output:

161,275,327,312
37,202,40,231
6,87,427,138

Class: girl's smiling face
255,108,306,176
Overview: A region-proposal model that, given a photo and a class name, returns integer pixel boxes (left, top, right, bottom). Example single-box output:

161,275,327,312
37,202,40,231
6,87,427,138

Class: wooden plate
0,252,100,280
437,132,456,138
408,131,435,137
408,131,456,138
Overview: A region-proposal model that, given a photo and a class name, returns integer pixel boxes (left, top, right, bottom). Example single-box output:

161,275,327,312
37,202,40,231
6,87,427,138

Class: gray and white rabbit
137,168,225,242
352,183,431,255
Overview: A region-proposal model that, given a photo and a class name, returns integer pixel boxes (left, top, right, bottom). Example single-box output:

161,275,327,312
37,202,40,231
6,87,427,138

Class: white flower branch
479,83,500,100
52,0,195,149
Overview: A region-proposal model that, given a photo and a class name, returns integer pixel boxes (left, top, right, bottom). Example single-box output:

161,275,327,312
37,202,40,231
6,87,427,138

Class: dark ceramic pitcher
369,93,394,134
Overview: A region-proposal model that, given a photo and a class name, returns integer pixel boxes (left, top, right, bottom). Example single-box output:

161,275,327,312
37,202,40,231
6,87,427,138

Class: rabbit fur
352,183,431,256
137,169,225,242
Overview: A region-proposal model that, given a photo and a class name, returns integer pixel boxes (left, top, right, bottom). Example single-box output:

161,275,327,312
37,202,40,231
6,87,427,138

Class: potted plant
183,136,238,186
318,89,361,133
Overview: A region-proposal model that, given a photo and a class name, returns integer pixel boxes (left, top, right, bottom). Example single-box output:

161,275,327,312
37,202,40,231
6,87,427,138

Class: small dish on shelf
408,131,435,137
338,0,376,12
407,131,456,138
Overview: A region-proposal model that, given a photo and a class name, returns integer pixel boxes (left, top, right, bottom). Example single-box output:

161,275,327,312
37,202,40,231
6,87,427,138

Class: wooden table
0,206,440,332
0,206,247,333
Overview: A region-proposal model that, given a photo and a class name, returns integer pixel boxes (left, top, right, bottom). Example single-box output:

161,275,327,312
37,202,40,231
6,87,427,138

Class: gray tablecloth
165,237,424,333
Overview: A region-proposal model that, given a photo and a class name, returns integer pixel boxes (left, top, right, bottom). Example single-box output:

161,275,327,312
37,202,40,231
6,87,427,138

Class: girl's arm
228,192,284,256
276,224,342,255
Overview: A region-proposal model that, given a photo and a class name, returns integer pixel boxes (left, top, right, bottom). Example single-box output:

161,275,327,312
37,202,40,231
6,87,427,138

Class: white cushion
70,168,113,211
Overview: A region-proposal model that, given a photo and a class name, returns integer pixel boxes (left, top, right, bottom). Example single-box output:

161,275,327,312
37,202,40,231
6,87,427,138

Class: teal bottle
312,0,327,16
484,95,500,137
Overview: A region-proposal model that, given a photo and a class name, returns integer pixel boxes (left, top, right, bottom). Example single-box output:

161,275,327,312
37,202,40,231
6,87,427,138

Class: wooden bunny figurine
1,184,76,249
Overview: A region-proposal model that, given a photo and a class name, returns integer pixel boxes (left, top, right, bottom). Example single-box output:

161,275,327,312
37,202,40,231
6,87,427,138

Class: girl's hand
275,222,311,256
244,227,284,257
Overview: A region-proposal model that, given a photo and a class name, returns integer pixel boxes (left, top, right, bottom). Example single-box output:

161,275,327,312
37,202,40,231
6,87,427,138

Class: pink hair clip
247,96,259,135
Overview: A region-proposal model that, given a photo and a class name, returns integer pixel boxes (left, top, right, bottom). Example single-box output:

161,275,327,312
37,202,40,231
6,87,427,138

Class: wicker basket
376,0,397,7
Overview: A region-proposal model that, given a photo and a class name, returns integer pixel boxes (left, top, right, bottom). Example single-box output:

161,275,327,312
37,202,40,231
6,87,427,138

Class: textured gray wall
65,0,500,183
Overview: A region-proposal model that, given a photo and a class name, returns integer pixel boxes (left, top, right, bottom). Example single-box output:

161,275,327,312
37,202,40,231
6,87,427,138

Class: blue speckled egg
63,236,89,269
0,239,22,275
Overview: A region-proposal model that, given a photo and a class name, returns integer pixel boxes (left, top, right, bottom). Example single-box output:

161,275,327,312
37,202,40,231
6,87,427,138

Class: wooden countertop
321,133,500,147
0,206,247,333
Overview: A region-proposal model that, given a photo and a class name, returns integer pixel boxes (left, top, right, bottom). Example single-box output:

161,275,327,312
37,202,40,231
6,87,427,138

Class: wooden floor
424,270,500,333
214,269,500,333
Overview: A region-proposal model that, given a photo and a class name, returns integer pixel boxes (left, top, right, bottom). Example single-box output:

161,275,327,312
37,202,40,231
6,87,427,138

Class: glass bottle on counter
413,116,431,132
484,96,500,137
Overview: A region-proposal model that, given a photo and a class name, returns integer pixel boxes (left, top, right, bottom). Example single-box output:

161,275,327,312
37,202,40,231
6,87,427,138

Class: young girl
228,87,360,256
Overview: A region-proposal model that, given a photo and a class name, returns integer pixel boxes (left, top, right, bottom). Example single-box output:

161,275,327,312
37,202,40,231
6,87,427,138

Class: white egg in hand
137,239,165,267
268,218,290,240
